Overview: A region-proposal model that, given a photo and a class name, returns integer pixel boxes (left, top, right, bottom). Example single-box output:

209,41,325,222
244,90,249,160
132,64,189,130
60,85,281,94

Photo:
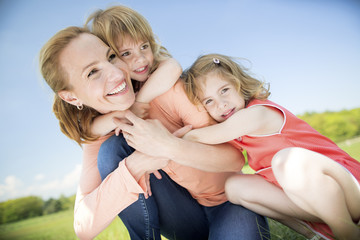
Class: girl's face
59,33,135,114
116,34,154,82
199,72,245,123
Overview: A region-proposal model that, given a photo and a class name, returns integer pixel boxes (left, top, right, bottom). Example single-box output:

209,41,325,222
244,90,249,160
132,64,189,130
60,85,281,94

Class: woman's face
59,33,135,114
116,34,154,82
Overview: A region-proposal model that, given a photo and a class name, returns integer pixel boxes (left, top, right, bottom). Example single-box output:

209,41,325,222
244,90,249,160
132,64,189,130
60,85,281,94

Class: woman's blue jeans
98,134,270,240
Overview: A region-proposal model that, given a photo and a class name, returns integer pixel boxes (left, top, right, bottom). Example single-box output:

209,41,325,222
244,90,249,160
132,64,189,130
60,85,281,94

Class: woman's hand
114,110,181,158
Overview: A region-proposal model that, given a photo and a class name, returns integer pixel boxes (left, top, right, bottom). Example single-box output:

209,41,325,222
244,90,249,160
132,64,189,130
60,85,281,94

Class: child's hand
143,170,162,199
130,102,150,119
173,125,193,139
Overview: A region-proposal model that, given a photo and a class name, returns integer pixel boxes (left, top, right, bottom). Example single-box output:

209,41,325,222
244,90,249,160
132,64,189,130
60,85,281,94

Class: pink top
230,99,360,186
73,80,239,239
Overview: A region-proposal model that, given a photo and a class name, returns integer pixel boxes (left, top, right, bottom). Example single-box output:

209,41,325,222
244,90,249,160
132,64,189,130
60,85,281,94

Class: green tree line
0,194,75,224
298,107,360,143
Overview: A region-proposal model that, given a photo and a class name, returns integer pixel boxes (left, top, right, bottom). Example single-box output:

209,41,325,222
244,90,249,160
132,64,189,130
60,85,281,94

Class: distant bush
298,108,360,143
0,194,76,224
0,196,43,224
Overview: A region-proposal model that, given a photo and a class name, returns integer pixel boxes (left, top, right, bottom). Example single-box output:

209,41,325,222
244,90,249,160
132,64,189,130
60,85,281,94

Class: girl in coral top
182,53,360,240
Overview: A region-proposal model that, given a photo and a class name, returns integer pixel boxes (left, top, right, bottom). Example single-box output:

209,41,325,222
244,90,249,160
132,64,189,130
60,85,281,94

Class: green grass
0,210,76,240
1,137,359,240
0,210,130,240
338,136,360,161
0,210,305,240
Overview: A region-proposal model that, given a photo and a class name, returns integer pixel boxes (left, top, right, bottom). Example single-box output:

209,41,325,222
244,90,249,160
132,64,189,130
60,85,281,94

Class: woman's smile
107,80,128,96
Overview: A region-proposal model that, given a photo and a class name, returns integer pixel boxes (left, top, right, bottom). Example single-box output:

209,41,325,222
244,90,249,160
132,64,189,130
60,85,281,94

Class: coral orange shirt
73,80,239,239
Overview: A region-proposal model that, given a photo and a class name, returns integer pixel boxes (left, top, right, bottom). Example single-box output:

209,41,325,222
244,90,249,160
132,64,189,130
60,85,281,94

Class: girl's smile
221,107,236,120
199,72,245,123
117,34,154,82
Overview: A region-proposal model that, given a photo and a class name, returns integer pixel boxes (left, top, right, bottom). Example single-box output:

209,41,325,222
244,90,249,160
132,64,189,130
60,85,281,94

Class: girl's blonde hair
183,53,270,106
39,26,100,145
85,5,171,90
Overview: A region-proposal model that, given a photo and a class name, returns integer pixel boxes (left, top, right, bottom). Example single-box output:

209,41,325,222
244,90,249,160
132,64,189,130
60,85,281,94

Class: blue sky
0,0,359,202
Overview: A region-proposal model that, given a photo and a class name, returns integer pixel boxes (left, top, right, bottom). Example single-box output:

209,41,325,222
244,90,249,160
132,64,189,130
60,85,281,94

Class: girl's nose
218,100,228,109
134,51,146,64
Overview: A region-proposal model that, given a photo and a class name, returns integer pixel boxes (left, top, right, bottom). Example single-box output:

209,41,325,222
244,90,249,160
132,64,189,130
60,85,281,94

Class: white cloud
0,175,24,200
34,174,45,181
0,164,81,202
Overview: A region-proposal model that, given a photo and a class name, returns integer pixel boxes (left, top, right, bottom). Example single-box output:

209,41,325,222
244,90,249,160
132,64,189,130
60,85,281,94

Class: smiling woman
39,27,135,145
57,33,135,115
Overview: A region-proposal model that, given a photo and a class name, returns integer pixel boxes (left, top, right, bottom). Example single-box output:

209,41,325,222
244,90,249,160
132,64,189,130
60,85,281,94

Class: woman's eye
108,53,116,62
88,69,98,78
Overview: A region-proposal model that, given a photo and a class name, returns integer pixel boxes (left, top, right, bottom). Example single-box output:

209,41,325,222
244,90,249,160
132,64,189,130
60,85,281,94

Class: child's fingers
112,117,132,133
115,127,121,136
173,125,193,138
124,110,144,126
145,173,152,197
153,170,162,180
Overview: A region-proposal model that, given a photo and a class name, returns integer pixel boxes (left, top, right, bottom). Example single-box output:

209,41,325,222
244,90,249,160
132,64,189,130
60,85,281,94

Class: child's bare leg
225,174,319,238
272,147,360,239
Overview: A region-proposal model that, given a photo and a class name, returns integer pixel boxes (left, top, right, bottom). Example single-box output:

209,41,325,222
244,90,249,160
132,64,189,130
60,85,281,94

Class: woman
39,26,269,240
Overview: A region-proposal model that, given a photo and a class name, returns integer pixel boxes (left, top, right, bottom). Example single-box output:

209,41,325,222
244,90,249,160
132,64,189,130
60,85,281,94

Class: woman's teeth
108,82,126,95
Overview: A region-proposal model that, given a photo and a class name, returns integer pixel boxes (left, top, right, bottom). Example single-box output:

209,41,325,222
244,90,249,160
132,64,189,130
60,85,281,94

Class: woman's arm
135,58,182,103
115,112,244,172
73,136,167,239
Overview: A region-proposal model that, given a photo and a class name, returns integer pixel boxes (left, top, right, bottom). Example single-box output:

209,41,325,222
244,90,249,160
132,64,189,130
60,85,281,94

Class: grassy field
0,209,305,240
1,137,359,240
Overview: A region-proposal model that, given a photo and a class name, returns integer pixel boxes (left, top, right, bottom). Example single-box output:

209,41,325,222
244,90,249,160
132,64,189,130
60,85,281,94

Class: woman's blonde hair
85,5,170,90
183,53,270,106
39,26,100,145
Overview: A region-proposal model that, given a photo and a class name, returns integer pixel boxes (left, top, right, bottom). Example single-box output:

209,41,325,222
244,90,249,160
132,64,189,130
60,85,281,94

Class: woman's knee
99,134,133,158
98,134,134,180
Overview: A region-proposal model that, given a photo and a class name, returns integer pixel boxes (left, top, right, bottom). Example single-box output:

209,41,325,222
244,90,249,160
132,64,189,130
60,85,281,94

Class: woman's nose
107,63,126,82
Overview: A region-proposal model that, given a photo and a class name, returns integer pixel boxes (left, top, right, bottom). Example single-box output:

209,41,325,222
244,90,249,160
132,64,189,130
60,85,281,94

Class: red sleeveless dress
230,99,360,239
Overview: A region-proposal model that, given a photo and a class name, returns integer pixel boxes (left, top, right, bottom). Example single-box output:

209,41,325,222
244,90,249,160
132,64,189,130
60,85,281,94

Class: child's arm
91,111,126,137
135,58,182,103
183,106,280,144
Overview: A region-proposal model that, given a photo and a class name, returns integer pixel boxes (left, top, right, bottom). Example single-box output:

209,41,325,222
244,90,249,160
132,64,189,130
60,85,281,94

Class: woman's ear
58,90,82,107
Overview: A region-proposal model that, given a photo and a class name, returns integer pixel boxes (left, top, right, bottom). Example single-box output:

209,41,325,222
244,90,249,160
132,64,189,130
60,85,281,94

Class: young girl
85,6,182,136
183,53,360,239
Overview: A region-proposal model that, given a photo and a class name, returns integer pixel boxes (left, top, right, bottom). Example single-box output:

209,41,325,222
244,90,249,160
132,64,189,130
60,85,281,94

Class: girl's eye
121,51,130,57
221,88,229,94
141,43,149,50
108,53,116,62
88,69,98,78
204,99,213,105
